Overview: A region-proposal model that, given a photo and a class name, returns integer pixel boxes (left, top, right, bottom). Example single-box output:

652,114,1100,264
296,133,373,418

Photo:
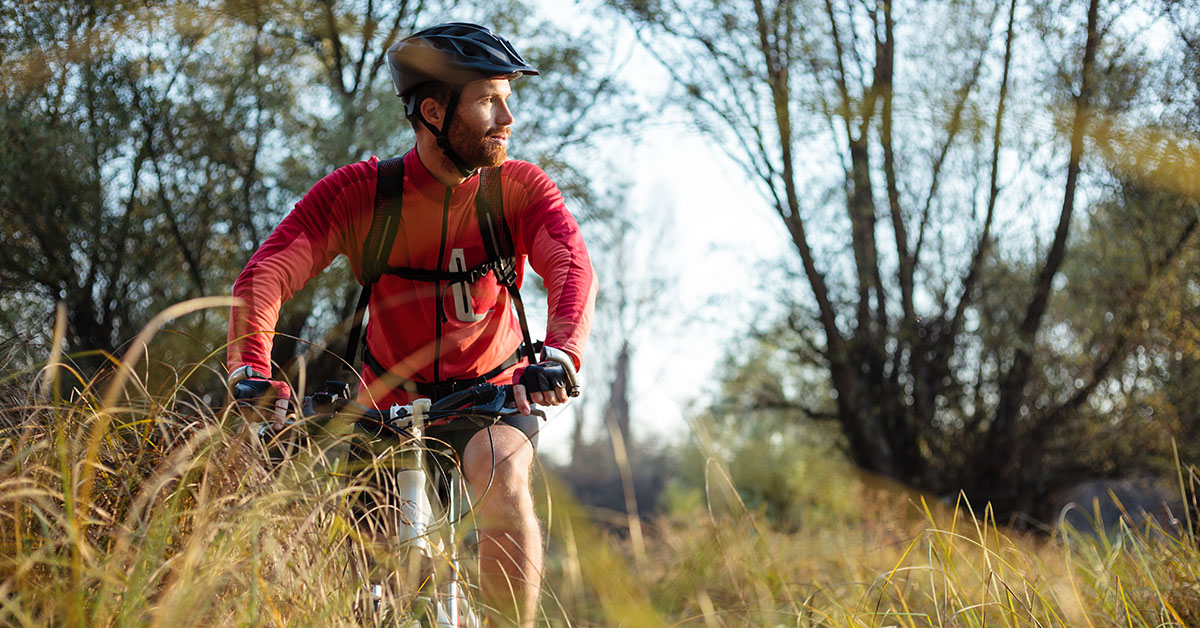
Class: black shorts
423,412,540,469
347,412,540,482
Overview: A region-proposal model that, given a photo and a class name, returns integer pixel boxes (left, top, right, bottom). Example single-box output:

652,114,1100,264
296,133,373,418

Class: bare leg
462,424,541,628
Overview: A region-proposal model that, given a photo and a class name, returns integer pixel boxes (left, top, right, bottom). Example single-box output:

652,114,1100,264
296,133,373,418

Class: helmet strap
417,90,476,178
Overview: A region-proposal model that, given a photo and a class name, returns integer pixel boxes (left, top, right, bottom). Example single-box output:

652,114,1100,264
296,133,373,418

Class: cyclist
226,22,597,628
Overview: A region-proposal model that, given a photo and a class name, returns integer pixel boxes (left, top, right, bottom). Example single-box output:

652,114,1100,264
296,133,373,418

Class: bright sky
534,125,793,461
525,3,796,460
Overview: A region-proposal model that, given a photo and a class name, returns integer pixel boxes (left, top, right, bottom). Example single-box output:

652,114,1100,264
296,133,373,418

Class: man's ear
420,96,444,129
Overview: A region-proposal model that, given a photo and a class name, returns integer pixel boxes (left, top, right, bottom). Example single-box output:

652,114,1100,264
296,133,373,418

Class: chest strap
375,257,511,284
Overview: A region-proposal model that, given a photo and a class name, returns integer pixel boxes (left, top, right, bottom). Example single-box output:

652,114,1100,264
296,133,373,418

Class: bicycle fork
439,461,481,628
396,399,478,628
395,399,436,556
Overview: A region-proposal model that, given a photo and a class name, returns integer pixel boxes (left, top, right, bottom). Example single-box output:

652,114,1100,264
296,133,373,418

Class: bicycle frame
399,398,478,628
251,380,546,627
256,389,496,626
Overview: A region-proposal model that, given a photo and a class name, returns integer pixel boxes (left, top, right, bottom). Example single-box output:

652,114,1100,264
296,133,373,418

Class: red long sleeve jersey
227,150,597,407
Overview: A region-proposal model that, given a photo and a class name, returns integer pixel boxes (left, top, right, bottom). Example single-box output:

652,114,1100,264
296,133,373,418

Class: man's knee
462,424,535,513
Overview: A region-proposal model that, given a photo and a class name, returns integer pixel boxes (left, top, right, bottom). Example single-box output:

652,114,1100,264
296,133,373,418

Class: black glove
519,361,571,393
518,347,581,397
233,378,285,404
228,366,292,427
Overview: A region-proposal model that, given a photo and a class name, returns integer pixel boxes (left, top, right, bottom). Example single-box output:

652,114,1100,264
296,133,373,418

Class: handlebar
252,380,543,441
234,345,580,424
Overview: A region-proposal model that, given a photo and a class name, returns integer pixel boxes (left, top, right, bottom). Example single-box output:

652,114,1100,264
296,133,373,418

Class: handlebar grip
539,346,581,397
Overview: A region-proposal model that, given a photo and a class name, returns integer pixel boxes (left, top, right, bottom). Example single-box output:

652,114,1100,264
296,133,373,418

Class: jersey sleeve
503,161,598,369
226,159,376,376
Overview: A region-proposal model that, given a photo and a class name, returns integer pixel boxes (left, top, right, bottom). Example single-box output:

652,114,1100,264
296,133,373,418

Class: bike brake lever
496,405,547,420
429,382,501,412
540,346,581,397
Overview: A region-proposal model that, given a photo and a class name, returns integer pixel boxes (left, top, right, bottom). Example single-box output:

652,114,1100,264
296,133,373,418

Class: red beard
449,117,508,169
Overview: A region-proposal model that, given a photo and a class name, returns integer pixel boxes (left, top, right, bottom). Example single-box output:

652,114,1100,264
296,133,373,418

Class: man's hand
513,377,569,415
512,347,580,415
229,366,293,431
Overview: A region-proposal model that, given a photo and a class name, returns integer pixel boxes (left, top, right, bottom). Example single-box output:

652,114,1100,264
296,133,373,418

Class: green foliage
1045,179,1200,478
0,1,301,361
667,323,850,528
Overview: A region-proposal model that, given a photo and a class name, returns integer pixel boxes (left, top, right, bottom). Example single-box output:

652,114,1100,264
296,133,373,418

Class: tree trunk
984,0,1102,506
605,340,632,453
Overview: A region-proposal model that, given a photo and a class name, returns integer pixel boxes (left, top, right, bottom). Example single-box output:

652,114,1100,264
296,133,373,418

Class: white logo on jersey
450,248,486,322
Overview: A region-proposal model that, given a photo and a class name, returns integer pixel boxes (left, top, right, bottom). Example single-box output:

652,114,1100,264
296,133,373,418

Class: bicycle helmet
387,23,538,176
388,23,538,108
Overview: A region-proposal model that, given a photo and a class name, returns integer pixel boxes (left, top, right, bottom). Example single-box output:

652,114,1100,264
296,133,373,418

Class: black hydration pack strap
361,342,542,400
476,166,538,365
343,156,406,372
374,258,507,284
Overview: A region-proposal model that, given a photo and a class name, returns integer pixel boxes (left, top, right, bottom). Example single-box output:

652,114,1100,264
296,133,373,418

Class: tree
0,0,299,369
0,1,636,395
607,0,1199,517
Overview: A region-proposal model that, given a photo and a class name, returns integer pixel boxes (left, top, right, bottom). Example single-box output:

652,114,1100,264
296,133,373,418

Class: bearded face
445,78,514,170
448,114,509,169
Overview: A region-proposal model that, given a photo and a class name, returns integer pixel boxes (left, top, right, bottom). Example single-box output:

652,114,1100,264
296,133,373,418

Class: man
226,23,597,627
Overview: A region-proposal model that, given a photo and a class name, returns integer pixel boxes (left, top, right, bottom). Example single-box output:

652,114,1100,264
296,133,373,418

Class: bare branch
368,0,418,82
319,0,347,95
993,0,1103,449
947,0,1018,345
877,0,912,322
629,25,778,199
822,0,856,141
911,0,1002,272
350,0,375,94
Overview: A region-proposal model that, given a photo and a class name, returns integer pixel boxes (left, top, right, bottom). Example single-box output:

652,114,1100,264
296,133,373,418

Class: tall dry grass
2,305,1199,626
535,448,1200,627
0,301,388,626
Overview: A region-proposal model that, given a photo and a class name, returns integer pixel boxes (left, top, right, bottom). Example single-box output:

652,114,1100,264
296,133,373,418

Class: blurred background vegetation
2,0,1199,551
3,0,1200,625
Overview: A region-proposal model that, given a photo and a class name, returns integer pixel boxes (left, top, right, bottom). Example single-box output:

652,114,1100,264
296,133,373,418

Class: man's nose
496,100,514,126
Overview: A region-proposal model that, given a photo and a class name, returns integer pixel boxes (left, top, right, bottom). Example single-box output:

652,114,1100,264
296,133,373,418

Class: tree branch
350,0,375,94
878,0,911,322
946,0,1017,346
369,0,414,78
319,0,347,95
910,3,997,270
992,0,1102,450
823,0,856,141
